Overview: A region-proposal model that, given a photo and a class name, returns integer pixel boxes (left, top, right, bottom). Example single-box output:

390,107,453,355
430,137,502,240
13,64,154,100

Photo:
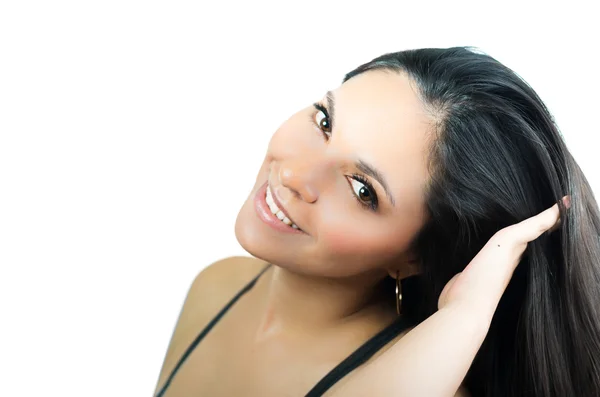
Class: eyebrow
326,90,396,207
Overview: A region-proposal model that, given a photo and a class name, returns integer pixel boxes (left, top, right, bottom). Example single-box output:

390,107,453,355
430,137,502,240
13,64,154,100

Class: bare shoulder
181,253,268,322
153,256,269,394
200,255,271,285
187,256,270,304
177,255,270,337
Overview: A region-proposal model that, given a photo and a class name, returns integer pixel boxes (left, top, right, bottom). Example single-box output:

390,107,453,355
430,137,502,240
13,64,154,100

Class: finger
546,216,562,234
450,195,571,315
547,195,571,234
515,195,570,244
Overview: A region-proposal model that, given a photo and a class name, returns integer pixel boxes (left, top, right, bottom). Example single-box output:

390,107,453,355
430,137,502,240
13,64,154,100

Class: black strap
155,263,272,397
304,316,412,397
156,263,410,397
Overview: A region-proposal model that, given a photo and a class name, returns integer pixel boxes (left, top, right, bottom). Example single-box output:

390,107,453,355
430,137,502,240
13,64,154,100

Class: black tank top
155,263,412,397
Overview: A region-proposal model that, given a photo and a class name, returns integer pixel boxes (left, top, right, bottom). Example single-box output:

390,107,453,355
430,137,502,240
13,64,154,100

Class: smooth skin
154,69,569,396
154,199,567,396
328,196,570,396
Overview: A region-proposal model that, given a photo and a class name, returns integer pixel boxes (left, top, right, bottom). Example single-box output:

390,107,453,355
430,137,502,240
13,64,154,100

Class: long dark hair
343,47,600,396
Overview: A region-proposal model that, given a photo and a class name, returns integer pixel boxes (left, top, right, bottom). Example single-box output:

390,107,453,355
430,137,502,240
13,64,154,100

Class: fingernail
563,195,571,209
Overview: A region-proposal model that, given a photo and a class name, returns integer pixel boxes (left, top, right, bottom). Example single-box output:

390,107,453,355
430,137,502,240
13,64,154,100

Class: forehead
331,70,432,205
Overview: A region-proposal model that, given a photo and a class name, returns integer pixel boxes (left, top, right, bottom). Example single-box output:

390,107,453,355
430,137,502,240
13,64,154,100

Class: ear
405,259,421,278
386,257,421,280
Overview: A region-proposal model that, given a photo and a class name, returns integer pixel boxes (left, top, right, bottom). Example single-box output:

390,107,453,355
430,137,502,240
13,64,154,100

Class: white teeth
266,184,301,231
266,189,274,206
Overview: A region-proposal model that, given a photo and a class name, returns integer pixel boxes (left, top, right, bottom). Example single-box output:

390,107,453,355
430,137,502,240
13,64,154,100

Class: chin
234,190,277,262
234,200,295,271
235,193,259,253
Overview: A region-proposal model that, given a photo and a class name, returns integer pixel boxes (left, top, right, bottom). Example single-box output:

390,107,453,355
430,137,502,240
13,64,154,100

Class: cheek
318,213,409,258
321,226,371,253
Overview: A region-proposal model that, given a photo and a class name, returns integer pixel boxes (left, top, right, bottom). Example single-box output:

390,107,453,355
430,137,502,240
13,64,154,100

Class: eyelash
310,102,379,212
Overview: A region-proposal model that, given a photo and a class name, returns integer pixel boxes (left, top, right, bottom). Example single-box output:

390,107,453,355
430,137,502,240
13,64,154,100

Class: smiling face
235,70,433,280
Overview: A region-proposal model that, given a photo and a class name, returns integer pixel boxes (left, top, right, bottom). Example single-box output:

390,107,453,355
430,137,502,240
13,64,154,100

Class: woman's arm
330,198,569,397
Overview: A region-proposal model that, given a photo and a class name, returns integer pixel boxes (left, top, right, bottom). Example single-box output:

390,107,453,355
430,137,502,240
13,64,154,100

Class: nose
277,157,336,203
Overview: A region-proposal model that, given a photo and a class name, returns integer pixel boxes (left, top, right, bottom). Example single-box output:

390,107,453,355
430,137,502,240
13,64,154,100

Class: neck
252,264,394,343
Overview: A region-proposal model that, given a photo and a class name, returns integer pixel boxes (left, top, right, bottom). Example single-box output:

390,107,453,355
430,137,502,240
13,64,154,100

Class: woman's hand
332,196,570,397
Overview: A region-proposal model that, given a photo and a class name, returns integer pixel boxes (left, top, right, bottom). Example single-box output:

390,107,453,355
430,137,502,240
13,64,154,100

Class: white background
1,1,598,396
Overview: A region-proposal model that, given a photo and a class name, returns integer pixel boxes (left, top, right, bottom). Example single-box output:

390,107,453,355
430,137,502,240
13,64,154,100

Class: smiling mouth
265,183,301,231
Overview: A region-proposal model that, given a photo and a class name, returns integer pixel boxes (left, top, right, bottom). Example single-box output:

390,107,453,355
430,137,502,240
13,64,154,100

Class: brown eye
347,174,378,212
314,103,332,139
349,178,372,203
317,111,331,136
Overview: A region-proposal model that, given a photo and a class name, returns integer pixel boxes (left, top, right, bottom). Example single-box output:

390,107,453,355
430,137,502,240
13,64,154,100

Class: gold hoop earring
396,270,402,316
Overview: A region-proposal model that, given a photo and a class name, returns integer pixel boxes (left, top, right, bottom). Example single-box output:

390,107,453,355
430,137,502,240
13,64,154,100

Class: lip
254,181,305,235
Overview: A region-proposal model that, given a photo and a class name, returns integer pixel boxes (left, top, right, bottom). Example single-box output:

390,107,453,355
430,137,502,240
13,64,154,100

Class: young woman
154,47,600,396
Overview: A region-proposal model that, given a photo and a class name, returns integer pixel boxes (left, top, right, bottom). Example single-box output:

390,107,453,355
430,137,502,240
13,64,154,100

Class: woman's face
235,70,432,279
